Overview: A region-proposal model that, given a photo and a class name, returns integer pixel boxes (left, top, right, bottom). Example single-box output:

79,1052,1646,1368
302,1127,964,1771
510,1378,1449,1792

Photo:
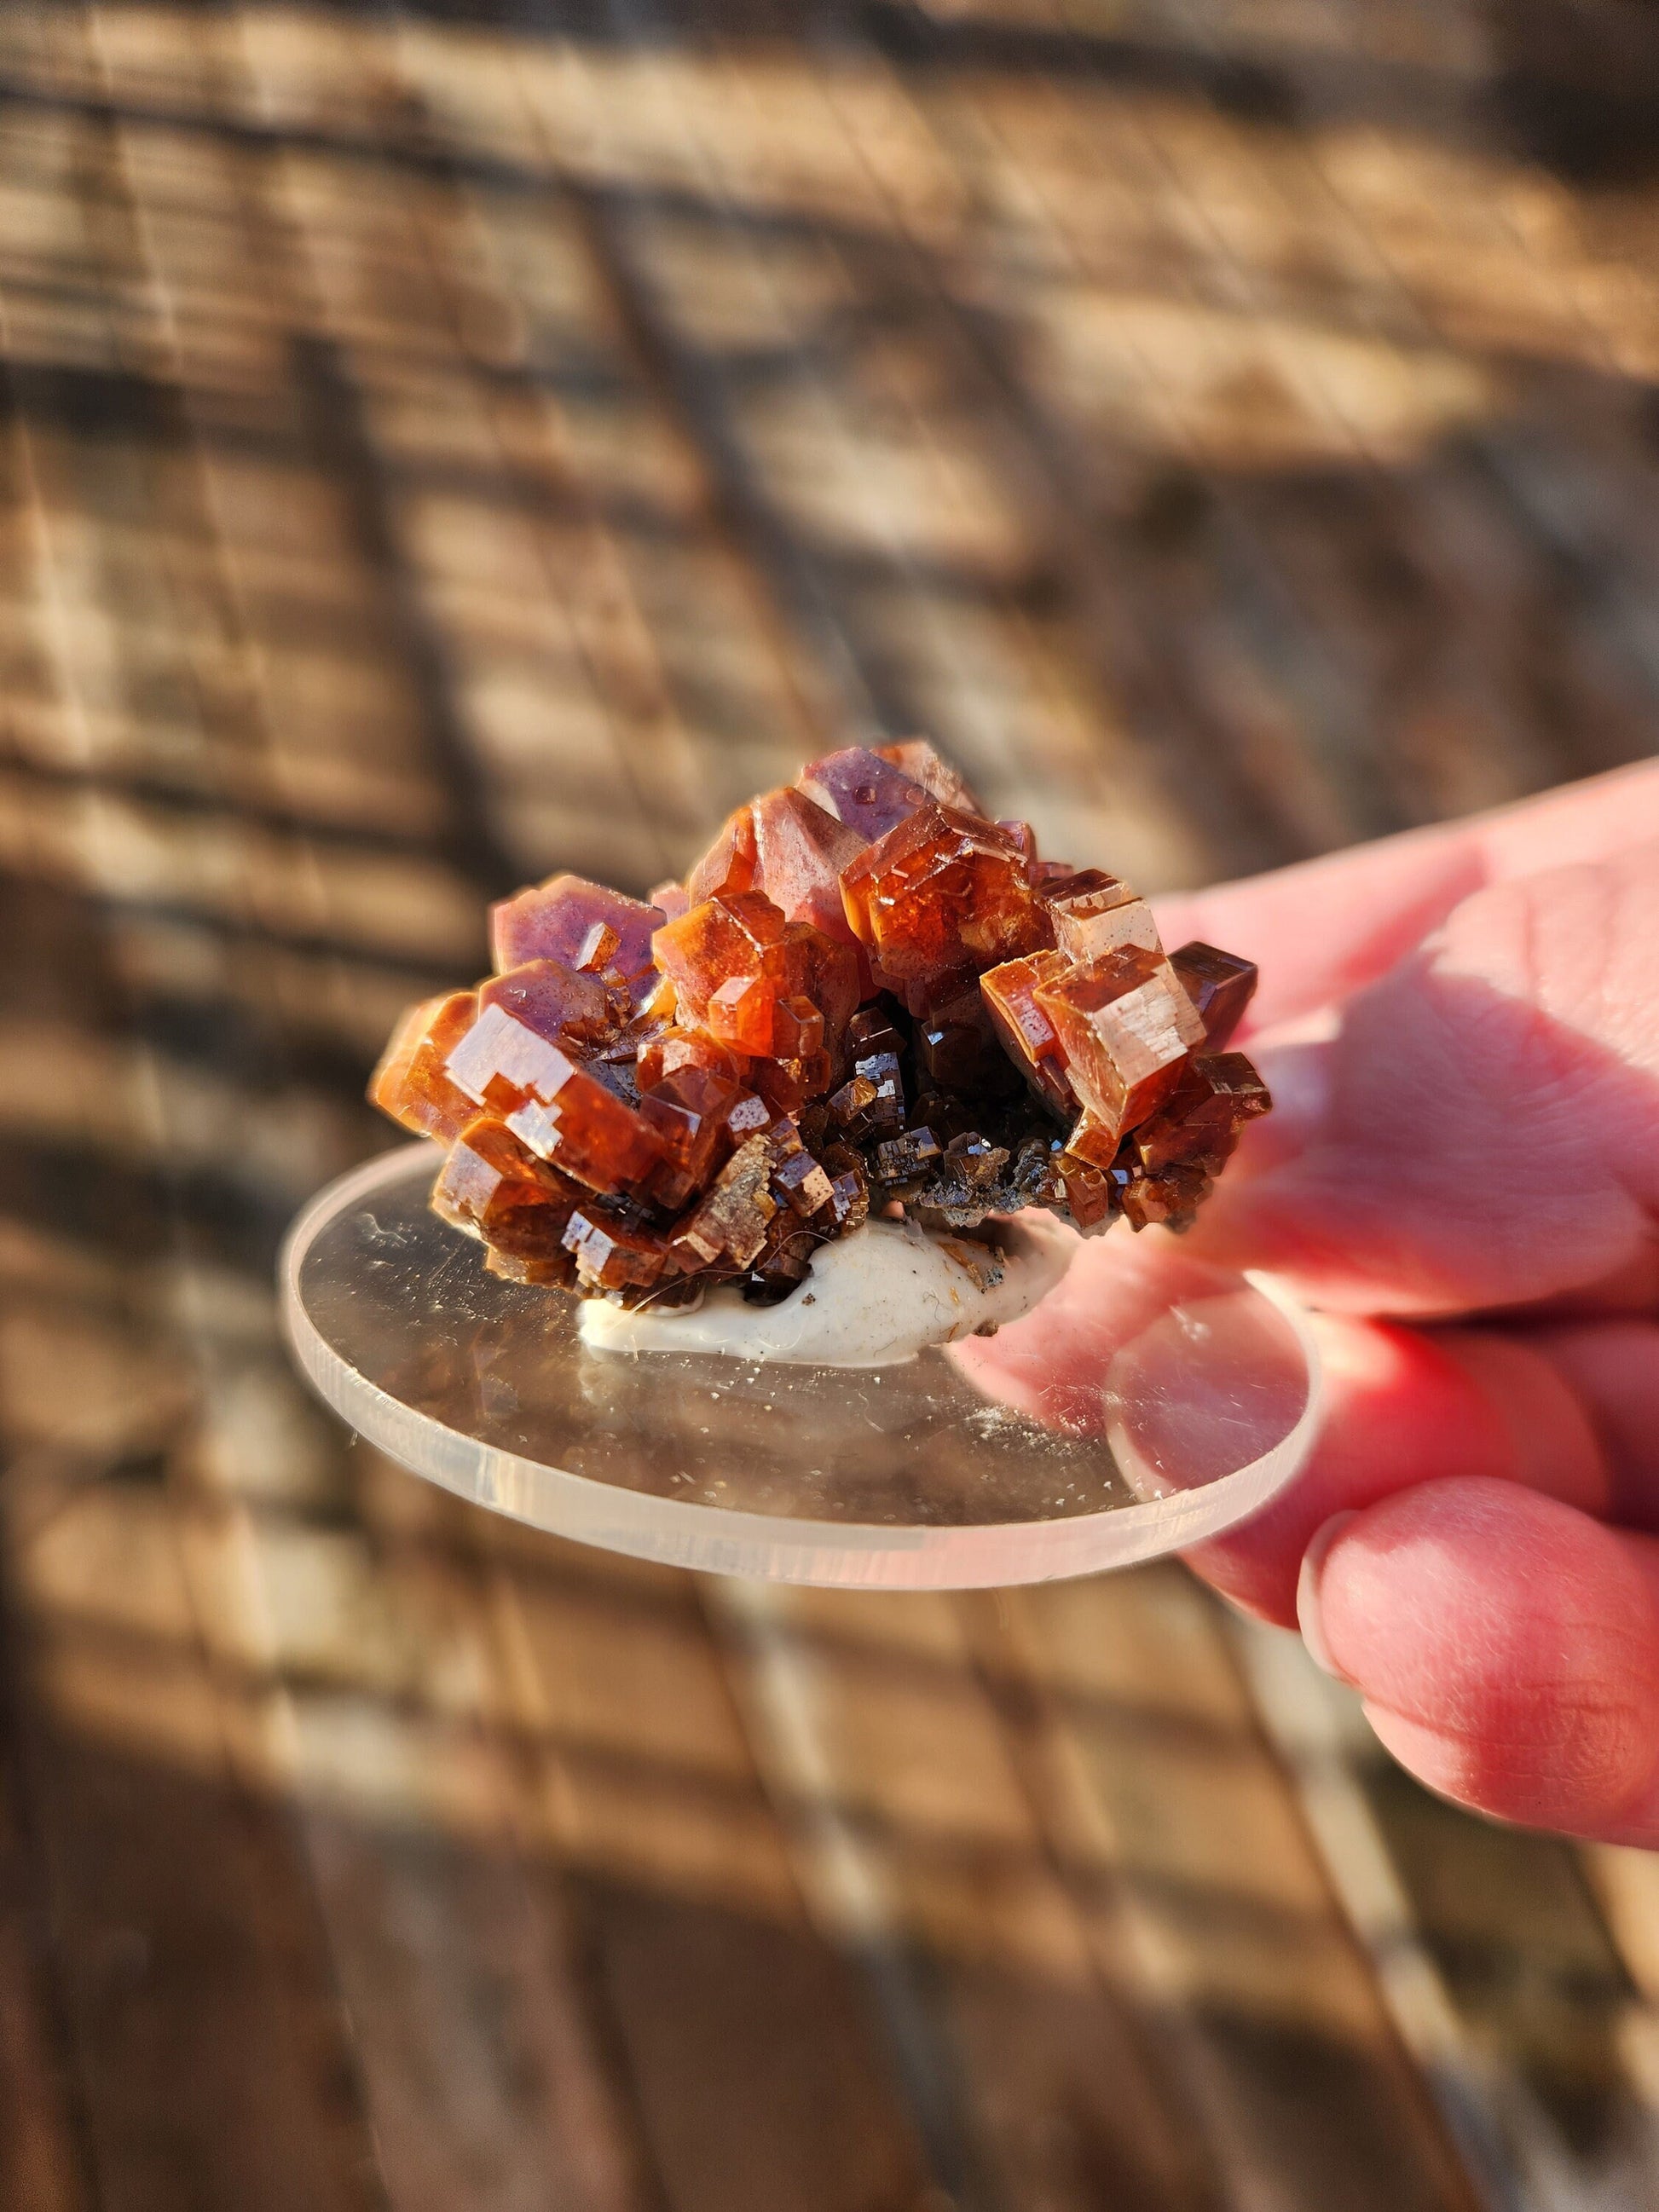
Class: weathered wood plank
990,1568,1483,2212
711,1577,1226,2212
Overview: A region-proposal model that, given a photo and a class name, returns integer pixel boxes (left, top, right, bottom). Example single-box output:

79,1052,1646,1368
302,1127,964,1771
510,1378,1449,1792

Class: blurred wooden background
3,3,1659,2208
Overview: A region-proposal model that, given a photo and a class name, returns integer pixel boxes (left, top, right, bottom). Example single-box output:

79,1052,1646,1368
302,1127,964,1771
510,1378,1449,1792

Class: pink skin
957,759,1659,1845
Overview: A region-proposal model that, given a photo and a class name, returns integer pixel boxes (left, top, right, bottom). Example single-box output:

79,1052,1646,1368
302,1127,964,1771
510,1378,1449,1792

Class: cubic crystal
839,802,1050,1002
1121,1162,1211,1233
1033,945,1205,1141
563,1205,672,1291
478,960,617,1053
370,990,480,1143
634,1029,746,1092
767,1123,835,1217
917,982,1018,1094
873,1126,945,1185
979,950,1076,1115
1132,1051,1271,1172
447,1003,663,1195
668,1136,777,1270
1169,941,1258,1051
433,1117,584,1260
1042,869,1159,963
639,1064,742,1209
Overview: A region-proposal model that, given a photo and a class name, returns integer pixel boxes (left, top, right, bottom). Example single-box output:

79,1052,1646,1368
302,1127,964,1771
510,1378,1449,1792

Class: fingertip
1314,1479,1659,1834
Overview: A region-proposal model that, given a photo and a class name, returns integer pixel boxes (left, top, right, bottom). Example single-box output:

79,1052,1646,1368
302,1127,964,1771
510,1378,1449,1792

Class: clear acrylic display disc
280,1144,1322,1589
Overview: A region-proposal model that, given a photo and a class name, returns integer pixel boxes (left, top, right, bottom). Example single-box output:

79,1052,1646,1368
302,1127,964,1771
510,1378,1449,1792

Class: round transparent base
280,1144,1322,1589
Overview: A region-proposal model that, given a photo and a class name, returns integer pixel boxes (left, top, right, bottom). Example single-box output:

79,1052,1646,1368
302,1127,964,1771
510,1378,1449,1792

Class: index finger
1151,759,1659,1035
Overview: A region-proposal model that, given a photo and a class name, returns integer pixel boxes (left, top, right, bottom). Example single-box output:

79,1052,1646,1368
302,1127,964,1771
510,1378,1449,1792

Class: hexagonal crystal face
371,745,1270,1301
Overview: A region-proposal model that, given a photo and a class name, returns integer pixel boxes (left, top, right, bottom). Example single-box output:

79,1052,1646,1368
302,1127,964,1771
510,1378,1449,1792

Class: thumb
1183,845,1659,1316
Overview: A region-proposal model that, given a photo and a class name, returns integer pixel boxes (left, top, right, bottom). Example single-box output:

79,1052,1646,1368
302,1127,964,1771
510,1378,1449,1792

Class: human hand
959,760,1659,1844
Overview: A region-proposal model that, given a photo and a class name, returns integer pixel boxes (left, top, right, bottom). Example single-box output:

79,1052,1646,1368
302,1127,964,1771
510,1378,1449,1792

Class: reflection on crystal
369,989,480,1143
433,1117,583,1264
490,875,663,1008
796,743,933,840
1042,869,1159,962
1033,946,1206,1141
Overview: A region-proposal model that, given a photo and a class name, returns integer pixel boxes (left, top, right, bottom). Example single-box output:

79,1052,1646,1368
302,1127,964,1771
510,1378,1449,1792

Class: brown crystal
785,926,860,1058
575,921,620,973
826,1032,903,1141
1169,940,1258,1052
873,1126,945,1185
1059,1112,1123,1174
725,1091,778,1143
752,1051,835,1117
979,950,1076,1115
917,981,1019,1095
484,1245,579,1290
653,889,857,1080
1041,869,1159,964
839,803,1050,1005
686,806,759,904
1055,1146,1116,1229
369,990,480,1143
767,1121,835,1218
563,1204,672,1291
447,1003,664,1195
748,1222,820,1298
433,1117,584,1260
817,1143,870,1233
634,1028,746,1093
1132,1051,1271,1173
639,1064,742,1210
376,741,1267,1306
478,960,617,1053
1120,1161,1211,1233
1033,945,1205,1143
668,1135,777,1271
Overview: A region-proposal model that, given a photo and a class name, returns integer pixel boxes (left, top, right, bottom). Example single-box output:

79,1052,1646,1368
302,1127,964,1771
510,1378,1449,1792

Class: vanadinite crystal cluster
370,743,1269,1308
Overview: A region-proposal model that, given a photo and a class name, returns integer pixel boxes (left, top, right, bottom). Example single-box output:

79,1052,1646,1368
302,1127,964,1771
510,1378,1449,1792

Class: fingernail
1297,1509,1360,1679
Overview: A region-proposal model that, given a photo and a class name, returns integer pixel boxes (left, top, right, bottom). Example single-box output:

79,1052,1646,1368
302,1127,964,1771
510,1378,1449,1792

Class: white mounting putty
577,1212,1078,1367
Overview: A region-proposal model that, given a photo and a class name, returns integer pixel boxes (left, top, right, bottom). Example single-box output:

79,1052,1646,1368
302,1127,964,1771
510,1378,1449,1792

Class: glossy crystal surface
368,742,1270,1300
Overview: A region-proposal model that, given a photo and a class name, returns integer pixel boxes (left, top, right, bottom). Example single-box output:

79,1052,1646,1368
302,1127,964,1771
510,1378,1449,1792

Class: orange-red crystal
371,739,1269,1301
